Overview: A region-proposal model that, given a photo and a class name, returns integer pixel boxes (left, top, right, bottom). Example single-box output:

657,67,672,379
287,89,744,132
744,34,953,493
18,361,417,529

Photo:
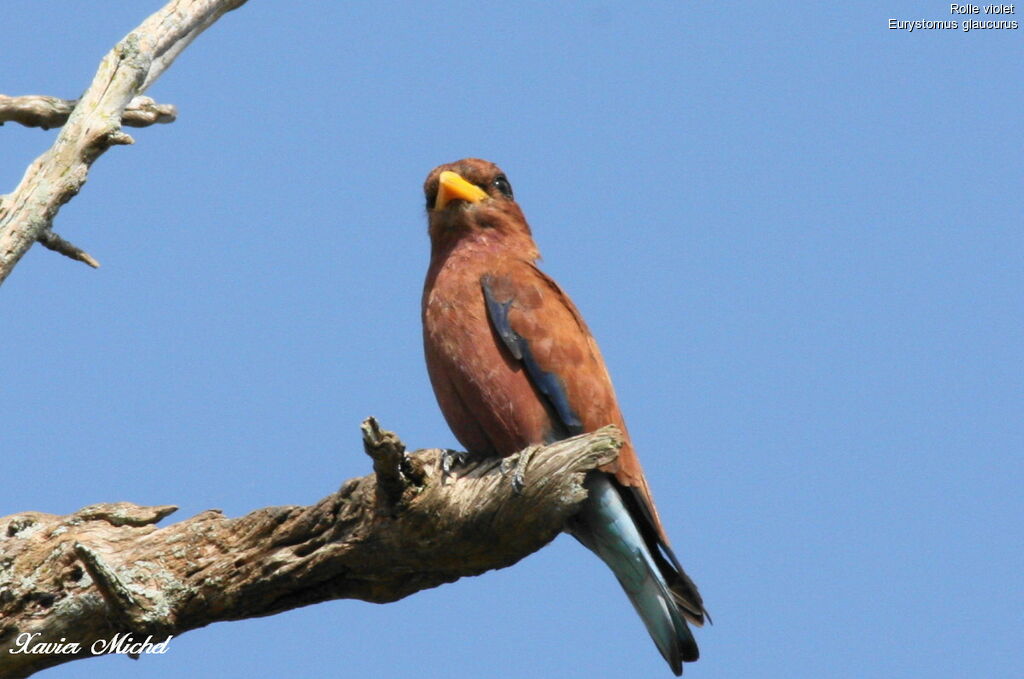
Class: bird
420,158,705,675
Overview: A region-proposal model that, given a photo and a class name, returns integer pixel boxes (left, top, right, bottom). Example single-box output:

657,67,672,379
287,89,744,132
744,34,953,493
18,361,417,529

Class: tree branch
0,95,177,130
0,0,248,286
0,422,622,678
36,230,101,269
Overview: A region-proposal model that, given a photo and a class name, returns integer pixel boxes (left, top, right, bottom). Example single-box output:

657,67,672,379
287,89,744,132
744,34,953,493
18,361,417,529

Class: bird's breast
422,257,553,455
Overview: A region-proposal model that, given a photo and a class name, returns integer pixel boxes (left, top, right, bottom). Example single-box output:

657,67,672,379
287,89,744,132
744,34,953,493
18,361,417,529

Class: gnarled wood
0,0,248,285
0,95,177,130
0,422,622,678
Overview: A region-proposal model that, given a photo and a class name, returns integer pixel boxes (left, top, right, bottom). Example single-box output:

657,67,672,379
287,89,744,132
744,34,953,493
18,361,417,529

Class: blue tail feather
568,474,697,675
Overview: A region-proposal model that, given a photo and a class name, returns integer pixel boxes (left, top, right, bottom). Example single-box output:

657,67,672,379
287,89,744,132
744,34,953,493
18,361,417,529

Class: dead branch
35,230,101,269
0,95,177,130
0,421,622,679
0,0,248,286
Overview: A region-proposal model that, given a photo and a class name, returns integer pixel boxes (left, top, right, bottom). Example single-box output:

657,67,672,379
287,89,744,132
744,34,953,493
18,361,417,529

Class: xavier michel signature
7,632,173,656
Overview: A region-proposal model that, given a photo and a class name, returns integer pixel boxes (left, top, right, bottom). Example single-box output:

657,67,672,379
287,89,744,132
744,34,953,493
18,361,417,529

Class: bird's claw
511,471,525,495
441,449,470,480
501,448,534,495
503,462,525,495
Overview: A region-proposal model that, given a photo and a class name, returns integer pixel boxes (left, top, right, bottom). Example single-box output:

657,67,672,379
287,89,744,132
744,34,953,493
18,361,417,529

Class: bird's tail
568,473,698,676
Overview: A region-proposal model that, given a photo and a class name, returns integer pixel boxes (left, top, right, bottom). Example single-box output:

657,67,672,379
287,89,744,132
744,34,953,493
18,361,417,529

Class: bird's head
423,158,535,255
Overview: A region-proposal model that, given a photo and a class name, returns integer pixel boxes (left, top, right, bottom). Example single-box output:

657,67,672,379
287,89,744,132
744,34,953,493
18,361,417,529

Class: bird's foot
501,448,536,495
440,449,470,480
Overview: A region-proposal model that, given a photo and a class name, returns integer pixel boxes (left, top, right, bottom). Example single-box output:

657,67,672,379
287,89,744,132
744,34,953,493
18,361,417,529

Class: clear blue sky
4,2,1021,678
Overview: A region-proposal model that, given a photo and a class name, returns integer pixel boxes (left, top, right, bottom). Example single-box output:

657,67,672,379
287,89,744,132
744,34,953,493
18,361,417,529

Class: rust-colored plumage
421,158,704,674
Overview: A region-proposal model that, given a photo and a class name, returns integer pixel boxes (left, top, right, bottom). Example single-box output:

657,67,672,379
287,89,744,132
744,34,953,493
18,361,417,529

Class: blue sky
3,2,1021,678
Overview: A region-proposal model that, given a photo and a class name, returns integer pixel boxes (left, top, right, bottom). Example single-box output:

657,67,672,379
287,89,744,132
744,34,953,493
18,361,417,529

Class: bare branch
0,0,248,286
0,424,622,678
36,231,101,269
0,95,177,130
362,415,420,516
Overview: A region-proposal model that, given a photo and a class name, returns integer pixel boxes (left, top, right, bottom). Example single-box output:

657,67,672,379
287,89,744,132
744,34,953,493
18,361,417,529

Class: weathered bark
0,0,248,285
0,421,622,679
0,95,177,130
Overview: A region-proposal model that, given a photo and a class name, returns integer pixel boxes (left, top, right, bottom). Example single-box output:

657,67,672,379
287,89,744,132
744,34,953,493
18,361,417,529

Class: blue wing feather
482,275,584,436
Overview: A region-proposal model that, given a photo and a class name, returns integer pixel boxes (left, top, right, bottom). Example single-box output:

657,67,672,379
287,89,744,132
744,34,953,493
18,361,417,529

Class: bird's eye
493,175,513,199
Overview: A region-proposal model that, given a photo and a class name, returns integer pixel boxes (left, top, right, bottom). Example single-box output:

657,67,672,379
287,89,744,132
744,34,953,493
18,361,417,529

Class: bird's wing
480,264,617,443
481,272,584,440
481,263,706,626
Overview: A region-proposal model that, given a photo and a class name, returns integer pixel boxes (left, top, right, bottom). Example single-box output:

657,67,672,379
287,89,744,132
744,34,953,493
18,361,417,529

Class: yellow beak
435,170,488,210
